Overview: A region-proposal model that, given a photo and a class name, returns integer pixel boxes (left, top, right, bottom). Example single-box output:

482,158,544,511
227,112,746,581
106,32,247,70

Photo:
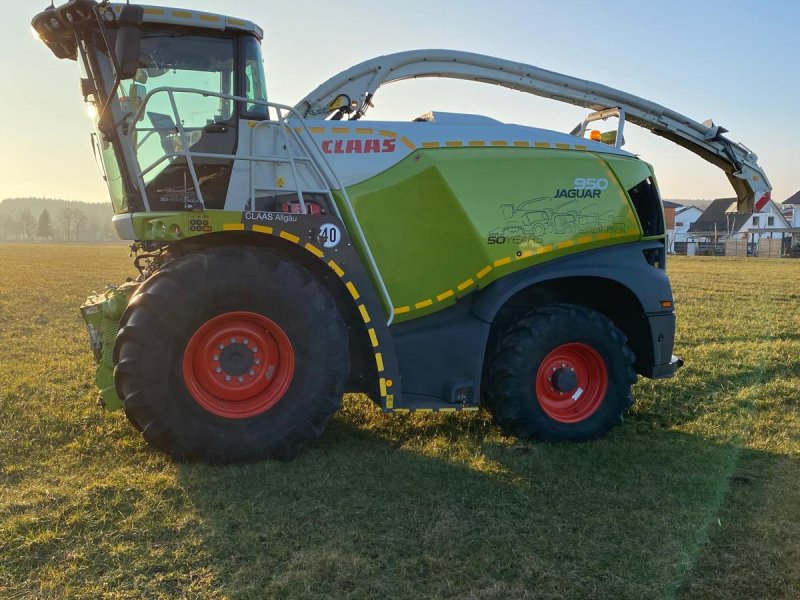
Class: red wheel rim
535,343,608,423
182,311,294,419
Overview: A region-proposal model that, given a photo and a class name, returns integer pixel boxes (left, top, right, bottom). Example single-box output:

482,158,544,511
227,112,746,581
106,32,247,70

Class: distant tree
0,214,10,241
74,209,87,242
60,207,76,242
37,209,53,241
20,208,36,242
3,211,21,241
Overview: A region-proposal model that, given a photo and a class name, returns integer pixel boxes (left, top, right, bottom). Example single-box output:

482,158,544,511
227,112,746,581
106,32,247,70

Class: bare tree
3,211,21,241
20,208,36,242
74,209,87,242
60,207,76,242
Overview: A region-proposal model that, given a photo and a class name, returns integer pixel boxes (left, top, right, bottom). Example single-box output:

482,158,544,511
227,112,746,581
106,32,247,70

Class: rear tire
114,246,349,463
485,304,636,442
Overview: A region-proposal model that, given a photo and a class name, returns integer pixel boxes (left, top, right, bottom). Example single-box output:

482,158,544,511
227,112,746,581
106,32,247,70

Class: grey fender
388,241,677,408
471,240,673,321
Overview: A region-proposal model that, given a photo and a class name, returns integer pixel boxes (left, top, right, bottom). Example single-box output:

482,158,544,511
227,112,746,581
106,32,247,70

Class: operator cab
32,1,268,213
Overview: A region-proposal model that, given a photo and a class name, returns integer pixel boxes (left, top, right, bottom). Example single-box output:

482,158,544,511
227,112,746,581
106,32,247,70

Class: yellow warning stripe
279,231,300,244
252,224,273,235
457,278,475,291
328,260,345,278
358,304,371,324
298,130,587,151
385,405,480,414
223,223,245,231
436,289,455,302
304,242,324,258
346,281,360,300
476,265,493,279
368,328,379,348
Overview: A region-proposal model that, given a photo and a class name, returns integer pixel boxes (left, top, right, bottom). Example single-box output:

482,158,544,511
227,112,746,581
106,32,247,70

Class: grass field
0,244,798,599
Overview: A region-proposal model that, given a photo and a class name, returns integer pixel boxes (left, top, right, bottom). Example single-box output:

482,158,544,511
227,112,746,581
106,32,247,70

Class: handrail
123,86,395,324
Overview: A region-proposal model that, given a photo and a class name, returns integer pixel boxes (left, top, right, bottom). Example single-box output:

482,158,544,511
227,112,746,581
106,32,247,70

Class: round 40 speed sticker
317,223,341,249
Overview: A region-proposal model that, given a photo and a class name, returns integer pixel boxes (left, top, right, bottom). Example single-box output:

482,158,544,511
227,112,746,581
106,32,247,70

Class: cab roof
107,4,263,39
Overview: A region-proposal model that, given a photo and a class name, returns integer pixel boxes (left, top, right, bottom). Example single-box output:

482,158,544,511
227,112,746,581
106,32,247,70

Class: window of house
676,221,684,227
767,216,775,226
752,216,759,226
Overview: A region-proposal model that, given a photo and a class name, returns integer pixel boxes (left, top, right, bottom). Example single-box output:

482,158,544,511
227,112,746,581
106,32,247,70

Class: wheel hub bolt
551,367,578,393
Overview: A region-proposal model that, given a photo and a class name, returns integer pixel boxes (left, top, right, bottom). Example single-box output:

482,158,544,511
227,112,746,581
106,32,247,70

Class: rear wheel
114,246,349,463
485,304,636,442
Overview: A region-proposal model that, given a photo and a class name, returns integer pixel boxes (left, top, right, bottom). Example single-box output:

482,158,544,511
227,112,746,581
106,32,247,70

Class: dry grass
0,245,798,599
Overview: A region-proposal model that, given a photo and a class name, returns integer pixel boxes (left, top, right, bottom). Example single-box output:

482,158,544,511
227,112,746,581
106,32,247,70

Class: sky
1,0,798,203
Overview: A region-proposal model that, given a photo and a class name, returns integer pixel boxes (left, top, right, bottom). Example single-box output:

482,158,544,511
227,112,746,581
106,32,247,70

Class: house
662,200,682,253
687,197,791,255
783,190,800,229
671,205,703,253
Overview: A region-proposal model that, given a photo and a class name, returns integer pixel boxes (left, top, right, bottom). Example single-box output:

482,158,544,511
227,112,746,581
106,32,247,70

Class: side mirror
115,5,144,80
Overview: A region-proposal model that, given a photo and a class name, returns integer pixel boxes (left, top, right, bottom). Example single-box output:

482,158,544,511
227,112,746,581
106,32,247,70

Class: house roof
676,205,701,215
662,200,682,209
783,190,800,205
687,198,748,234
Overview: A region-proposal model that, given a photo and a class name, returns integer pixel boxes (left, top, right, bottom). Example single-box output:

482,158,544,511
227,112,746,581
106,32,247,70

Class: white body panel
223,116,628,209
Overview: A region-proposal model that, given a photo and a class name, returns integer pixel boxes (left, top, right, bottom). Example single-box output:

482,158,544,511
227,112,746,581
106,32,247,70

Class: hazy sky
2,0,798,203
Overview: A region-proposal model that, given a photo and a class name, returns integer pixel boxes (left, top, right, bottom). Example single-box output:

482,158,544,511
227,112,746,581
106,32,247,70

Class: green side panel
603,154,655,191
346,148,643,322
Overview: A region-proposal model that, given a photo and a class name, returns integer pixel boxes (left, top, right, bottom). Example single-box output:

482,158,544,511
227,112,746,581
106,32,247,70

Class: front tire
114,246,349,463
485,304,636,442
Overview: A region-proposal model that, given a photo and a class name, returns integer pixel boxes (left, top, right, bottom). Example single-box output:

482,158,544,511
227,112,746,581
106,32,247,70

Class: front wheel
484,304,636,442
114,246,350,463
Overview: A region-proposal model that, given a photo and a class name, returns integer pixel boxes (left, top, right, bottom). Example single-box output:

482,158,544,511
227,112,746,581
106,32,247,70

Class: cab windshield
121,34,235,188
